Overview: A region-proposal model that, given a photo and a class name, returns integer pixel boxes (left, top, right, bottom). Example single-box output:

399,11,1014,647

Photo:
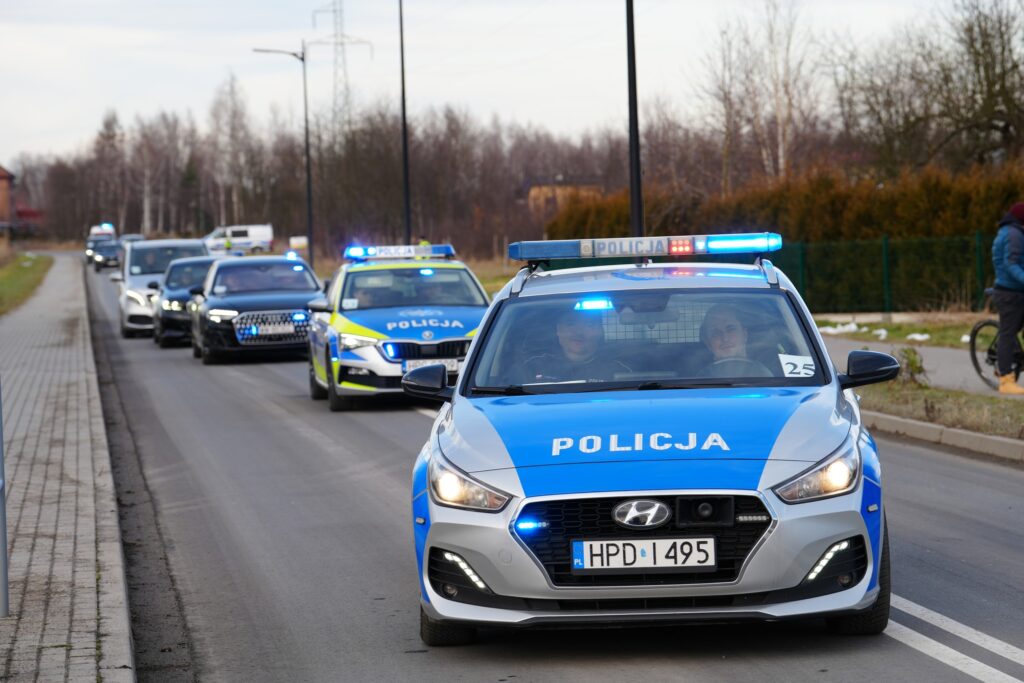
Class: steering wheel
702,357,773,378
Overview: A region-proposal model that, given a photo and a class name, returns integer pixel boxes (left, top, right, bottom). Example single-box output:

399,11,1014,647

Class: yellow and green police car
306,244,490,410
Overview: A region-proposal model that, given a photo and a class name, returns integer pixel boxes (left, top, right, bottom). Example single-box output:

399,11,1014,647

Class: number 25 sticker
779,354,815,378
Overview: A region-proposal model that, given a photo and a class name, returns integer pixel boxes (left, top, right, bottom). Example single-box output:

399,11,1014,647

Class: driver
698,304,772,377
517,309,630,383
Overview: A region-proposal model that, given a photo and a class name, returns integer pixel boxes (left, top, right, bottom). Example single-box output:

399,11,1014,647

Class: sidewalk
0,254,133,681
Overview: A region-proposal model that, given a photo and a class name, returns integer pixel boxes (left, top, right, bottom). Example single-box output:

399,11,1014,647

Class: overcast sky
2,0,930,161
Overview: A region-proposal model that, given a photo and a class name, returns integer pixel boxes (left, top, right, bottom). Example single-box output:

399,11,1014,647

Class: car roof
127,238,205,250
168,255,217,266
515,262,773,298
214,255,307,267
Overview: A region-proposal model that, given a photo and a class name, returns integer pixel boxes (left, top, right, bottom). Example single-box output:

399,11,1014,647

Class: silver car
403,233,899,646
112,239,207,338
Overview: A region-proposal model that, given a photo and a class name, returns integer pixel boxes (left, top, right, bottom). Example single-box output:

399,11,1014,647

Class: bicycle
969,288,1024,389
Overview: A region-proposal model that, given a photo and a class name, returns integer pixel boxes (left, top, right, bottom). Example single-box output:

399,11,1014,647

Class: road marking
415,408,438,420
887,621,1023,683
893,595,1024,667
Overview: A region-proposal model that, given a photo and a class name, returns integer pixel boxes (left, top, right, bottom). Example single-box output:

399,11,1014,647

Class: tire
158,334,174,349
827,525,890,636
201,342,220,366
309,351,328,400
969,320,1000,389
94,263,101,273
120,320,135,339
326,352,354,411
419,607,476,647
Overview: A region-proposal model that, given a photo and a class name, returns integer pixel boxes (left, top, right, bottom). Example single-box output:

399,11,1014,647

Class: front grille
516,495,772,587
127,314,152,325
232,310,310,346
384,340,470,360
338,367,458,389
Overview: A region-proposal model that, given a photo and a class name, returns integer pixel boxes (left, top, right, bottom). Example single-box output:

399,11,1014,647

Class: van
88,223,117,239
204,224,274,254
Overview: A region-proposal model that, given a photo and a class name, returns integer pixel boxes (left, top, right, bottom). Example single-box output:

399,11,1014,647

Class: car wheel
419,607,476,647
201,342,220,366
309,351,328,401
158,333,174,349
326,353,353,411
94,263,101,273
827,523,890,635
120,320,135,339
192,340,202,359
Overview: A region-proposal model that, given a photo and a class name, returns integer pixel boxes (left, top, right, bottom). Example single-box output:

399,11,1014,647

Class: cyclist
992,202,1024,395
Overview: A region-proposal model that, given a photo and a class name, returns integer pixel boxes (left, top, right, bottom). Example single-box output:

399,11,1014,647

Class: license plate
405,358,460,372
571,537,716,572
258,323,295,336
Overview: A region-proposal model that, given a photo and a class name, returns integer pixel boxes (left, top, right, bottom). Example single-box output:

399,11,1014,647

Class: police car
306,244,489,411
402,233,900,646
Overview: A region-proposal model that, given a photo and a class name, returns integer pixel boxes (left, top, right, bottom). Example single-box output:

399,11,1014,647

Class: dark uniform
517,352,631,384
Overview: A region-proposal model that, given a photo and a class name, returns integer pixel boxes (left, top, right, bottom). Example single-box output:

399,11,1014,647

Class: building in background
525,174,603,224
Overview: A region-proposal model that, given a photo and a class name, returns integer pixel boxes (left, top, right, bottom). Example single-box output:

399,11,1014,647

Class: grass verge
859,380,1024,440
0,253,54,317
816,319,983,349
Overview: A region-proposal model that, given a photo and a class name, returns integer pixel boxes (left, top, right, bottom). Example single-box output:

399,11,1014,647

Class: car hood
341,306,485,340
126,274,164,291
438,386,854,498
206,291,321,312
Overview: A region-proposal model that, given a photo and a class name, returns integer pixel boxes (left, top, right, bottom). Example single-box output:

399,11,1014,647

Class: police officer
518,309,629,383
992,202,1024,395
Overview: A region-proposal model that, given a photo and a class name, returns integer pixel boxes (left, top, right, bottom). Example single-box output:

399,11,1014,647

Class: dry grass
15,239,83,252
0,253,54,317
859,380,1024,440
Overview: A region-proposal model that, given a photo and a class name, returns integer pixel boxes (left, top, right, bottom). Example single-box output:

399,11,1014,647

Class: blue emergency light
507,232,782,261
343,244,456,260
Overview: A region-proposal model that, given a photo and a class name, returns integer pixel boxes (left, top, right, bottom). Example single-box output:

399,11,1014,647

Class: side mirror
307,297,332,313
189,285,204,297
109,272,123,283
147,280,160,290
402,364,454,402
838,350,900,390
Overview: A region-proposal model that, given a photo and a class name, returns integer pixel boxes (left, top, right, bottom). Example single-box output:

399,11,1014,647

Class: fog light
806,540,850,581
442,583,459,598
348,367,370,376
442,551,491,593
838,573,853,587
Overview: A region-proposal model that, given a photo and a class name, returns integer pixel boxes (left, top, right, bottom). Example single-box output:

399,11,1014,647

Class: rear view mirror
189,286,204,297
838,351,900,390
307,297,332,313
402,365,453,402
147,281,159,290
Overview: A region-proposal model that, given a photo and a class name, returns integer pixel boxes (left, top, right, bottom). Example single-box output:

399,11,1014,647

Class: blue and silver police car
403,233,900,646
306,244,489,411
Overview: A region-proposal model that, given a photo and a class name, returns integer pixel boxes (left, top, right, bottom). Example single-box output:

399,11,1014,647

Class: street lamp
254,42,316,269
399,0,412,245
625,0,644,238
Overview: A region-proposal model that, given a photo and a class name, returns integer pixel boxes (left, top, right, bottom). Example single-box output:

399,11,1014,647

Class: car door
311,271,341,363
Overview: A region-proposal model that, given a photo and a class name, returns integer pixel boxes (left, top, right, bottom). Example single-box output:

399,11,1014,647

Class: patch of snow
960,334,971,344
819,321,860,335
906,333,931,342
872,328,888,340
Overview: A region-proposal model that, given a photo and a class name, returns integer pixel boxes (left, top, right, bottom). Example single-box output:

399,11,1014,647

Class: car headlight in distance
773,438,861,504
125,289,148,306
208,308,239,323
429,453,510,512
161,299,184,312
340,333,379,350
94,255,104,262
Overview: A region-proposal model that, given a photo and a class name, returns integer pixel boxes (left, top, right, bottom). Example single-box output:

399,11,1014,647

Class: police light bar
343,244,456,260
507,232,782,261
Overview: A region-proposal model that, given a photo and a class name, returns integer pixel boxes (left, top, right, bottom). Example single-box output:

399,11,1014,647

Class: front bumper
122,294,156,330
157,310,191,338
417,487,881,627
331,340,466,396
204,319,308,354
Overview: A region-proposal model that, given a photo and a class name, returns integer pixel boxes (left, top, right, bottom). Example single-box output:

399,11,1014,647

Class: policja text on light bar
344,244,456,260
507,232,783,261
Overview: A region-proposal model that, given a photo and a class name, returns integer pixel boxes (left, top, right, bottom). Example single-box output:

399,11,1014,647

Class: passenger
518,309,630,383
221,270,245,293
698,304,772,377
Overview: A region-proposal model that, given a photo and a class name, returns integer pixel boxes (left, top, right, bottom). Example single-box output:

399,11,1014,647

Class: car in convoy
402,233,900,646
91,240,120,272
189,255,320,364
112,239,208,338
203,224,274,255
306,244,489,411
88,222,116,239
85,234,115,264
152,256,218,348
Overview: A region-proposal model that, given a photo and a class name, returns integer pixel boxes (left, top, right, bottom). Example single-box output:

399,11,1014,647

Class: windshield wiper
470,385,533,395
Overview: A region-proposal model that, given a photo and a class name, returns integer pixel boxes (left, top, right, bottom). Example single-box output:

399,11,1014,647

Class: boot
998,373,1024,395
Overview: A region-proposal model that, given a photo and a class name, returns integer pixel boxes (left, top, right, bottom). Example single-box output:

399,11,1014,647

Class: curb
862,410,1024,464
80,261,136,681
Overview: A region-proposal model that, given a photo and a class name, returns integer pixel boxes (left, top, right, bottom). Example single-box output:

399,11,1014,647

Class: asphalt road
85,264,1024,683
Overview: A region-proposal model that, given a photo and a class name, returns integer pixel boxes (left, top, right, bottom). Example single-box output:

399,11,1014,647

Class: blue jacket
993,214,1024,292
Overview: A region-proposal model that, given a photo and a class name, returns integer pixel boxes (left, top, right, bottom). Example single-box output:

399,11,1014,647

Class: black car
92,240,120,271
189,256,321,364
85,235,114,263
153,256,218,348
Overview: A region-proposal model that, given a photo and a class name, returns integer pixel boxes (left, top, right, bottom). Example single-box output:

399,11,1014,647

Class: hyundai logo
612,499,671,529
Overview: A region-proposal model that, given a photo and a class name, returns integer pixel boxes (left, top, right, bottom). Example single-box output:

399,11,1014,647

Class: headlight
85,249,94,256
773,437,861,504
208,308,239,323
161,300,183,312
340,333,379,350
125,290,148,306
94,255,104,262
428,453,510,512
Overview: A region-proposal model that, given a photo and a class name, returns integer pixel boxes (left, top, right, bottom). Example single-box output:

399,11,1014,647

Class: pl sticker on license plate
572,537,716,572
258,323,295,336
404,358,460,372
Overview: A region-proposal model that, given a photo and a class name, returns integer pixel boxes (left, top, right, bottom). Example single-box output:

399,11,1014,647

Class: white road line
892,595,1024,667
414,408,438,420
886,621,1023,683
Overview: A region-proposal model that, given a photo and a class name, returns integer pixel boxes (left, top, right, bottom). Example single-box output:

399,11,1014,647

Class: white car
203,224,274,255
112,239,208,338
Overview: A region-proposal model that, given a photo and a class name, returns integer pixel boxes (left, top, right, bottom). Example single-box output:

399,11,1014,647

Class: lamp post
254,42,315,269
625,0,644,238
399,0,412,245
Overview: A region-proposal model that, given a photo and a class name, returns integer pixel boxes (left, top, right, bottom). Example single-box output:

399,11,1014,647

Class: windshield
94,242,119,255
86,236,113,248
468,289,825,394
341,267,486,310
165,261,213,290
212,262,318,294
129,245,206,275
